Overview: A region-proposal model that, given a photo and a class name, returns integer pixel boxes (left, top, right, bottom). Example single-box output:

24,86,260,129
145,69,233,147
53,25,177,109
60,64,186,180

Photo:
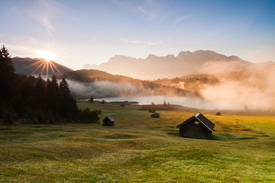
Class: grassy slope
1,101,275,182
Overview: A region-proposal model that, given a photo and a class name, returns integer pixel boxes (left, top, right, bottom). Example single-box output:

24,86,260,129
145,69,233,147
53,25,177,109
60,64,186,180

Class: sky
1,0,275,70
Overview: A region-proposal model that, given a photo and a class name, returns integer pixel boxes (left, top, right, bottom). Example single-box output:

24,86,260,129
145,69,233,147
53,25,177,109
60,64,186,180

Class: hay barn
216,112,221,115
176,113,215,139
103,115,114,126
151,113,160,118
94,109,101,114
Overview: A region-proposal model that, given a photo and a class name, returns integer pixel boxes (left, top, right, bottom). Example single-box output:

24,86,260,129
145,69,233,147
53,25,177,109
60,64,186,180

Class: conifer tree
34,74,45,109
0,45,15,100
47,74,60,112
59,76,78,119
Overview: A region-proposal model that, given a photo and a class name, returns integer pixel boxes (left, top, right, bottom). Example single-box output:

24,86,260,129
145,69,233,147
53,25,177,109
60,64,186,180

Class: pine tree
34,74,45,110
90,96,94,103
163,100,166,106
0,45,15,100
45,75,60,113
59,76,78,120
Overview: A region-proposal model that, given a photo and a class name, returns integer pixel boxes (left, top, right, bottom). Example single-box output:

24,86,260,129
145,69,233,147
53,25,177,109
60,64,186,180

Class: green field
1,101,275,182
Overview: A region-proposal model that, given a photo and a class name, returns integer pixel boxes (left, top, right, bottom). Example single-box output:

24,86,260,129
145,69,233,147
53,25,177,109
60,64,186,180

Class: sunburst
16,50,64,90
37,51,56,61
25,50,63,78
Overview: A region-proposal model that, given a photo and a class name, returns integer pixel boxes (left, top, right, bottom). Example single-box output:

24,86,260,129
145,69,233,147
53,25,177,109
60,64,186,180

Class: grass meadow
1,101,275,182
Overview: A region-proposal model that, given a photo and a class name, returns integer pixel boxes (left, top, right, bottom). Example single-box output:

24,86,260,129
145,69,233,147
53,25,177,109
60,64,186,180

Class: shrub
3,110,18,123
78,107,99,123
22,114,31,124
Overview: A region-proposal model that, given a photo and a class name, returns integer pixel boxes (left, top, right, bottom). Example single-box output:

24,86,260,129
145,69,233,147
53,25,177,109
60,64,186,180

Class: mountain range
12,50,274,80
83,50,252,80
12,57,73,76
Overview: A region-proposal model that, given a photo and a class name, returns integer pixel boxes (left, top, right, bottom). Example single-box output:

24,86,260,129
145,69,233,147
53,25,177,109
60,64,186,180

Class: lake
93,96,243,110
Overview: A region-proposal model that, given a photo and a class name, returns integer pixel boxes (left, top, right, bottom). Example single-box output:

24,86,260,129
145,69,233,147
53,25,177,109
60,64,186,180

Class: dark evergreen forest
0,45,98,124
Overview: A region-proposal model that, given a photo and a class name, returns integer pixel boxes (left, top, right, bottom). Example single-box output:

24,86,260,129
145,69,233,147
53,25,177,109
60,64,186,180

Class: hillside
12,57,73,76
62,69,193,99
83,50,251,80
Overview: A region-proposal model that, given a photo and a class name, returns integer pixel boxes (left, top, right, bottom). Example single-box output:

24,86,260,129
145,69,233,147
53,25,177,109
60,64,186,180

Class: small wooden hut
151,113,160,118
103,115,114,126
120,104,125,107
176,113,215,139
216,112,221,116
149,109,155,113
94,109,101,114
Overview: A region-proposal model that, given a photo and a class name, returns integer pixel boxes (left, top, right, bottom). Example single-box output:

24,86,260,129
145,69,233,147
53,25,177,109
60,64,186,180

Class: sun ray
16,62,46,90
29,61,47,76
46,61,49,79
19,59,45,73
40,62,47,76
50,61,63,76
48,61,56,76
28,60,44,67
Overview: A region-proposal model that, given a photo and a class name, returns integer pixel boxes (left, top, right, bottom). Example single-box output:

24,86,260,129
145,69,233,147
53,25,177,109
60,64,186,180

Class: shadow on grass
210,134,259,141
167,132,262,141
102,134,140,139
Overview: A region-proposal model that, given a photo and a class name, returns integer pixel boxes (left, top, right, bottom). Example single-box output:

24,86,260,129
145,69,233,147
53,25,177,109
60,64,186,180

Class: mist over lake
94,96,244,110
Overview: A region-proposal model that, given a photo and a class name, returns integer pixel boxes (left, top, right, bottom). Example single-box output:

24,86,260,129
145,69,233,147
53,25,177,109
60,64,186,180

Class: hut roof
176,112,215,132
106,115,115,122
151,113,160,118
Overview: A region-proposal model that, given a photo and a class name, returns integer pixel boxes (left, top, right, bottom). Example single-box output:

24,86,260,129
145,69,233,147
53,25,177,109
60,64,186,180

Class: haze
1,0,275,70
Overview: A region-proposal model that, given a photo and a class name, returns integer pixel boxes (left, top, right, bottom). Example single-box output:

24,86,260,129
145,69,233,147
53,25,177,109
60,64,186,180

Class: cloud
121,38,162,45
137,6,145,13
13,0,65,33
6,44,37,57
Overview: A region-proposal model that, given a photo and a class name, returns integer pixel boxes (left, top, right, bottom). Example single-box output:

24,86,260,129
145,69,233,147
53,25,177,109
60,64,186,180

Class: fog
198,61,275,110
52,60,275,110
66,80,146,98
92,96,236,110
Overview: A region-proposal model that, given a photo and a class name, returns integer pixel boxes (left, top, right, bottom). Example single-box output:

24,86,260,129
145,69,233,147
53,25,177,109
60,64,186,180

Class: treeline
0,45,98,124
152,76,220,95
62,69,191,99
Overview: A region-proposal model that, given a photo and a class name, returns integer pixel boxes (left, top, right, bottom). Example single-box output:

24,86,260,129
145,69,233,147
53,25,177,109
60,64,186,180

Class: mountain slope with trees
62,69,193,99
0,46,98,124
12,57,73,76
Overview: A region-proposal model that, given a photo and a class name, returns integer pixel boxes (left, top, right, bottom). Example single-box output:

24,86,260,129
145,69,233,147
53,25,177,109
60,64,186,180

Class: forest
0,45,98,124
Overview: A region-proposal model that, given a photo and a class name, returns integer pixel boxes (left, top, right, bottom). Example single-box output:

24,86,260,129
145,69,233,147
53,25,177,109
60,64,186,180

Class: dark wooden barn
151,113,160,118
176,113,215,139
94,109,101,114
216,112,221,115
149,109,155,113
103,115,114,126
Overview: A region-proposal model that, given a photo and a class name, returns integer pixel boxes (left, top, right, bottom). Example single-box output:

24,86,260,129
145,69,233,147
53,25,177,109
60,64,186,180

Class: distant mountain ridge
12,57,73,76
83,50,251,80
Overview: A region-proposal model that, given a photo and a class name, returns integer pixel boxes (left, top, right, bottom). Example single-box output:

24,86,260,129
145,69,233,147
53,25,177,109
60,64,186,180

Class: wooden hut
151,113,160,118
120,104,125,107
176,113,215,139
216,112,221,116
94,109,101,114
103,115,114,126
149,109,155,113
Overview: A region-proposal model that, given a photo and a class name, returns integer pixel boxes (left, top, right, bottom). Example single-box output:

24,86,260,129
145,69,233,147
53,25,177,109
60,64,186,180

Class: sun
37,51,56,61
